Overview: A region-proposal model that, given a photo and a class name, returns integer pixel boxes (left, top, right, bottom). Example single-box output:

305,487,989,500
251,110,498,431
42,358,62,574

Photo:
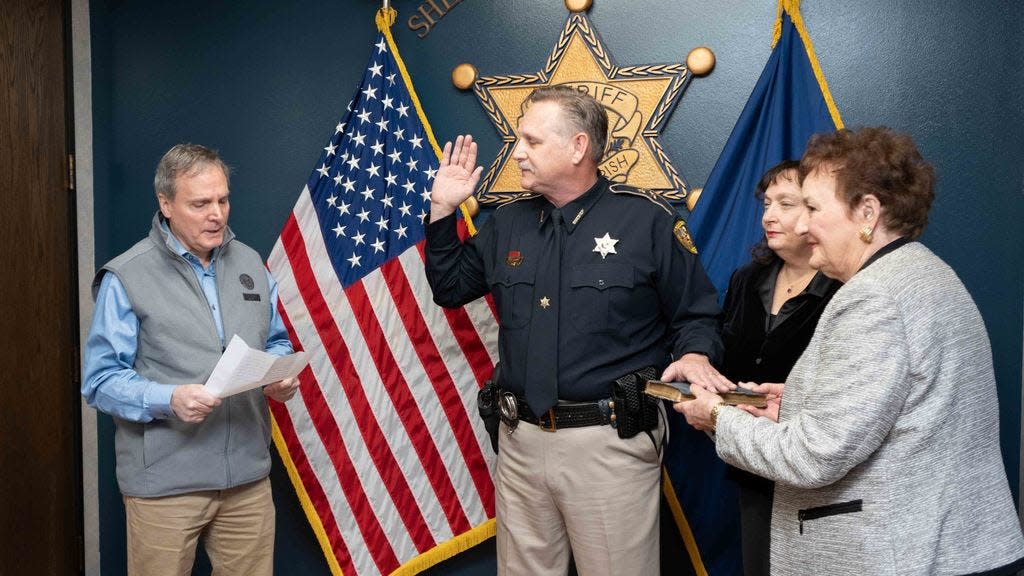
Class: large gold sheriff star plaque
472,13,694,205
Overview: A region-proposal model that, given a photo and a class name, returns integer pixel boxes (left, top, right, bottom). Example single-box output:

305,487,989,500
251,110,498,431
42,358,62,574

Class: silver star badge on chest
593,233,619,259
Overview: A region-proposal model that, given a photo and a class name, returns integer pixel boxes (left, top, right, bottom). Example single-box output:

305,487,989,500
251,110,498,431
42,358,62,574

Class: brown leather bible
644,380,768,408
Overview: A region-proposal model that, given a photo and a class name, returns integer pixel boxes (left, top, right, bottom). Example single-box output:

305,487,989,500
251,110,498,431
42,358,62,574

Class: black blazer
720,258,841,490
721,259,841,385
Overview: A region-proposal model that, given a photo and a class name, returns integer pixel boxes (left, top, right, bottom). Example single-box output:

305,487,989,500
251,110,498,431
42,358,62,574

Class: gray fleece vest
95,213,274,497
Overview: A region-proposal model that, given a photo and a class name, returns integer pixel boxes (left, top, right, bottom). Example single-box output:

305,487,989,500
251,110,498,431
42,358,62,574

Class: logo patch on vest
239,273,255,290
243,293,261,302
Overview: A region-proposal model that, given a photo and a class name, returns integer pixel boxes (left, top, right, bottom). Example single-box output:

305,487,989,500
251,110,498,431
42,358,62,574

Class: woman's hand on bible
736,382,783,422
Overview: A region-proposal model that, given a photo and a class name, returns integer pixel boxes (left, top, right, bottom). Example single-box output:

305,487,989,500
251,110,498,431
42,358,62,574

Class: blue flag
685,3,842,296
663,3,842,574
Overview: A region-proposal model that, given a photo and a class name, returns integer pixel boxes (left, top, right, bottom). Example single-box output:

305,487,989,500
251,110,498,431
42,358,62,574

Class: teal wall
89,1,1023,574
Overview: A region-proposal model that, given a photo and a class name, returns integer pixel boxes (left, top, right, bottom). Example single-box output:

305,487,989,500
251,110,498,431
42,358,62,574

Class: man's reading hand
171,384,222,423
264,377,300,403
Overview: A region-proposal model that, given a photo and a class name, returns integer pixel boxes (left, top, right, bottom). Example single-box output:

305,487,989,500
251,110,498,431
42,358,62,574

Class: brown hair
523,85,608,164
750,160,801,264
800,127,935,239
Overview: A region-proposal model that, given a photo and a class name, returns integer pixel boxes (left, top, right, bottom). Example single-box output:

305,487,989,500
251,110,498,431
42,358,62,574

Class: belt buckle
539,408,557,433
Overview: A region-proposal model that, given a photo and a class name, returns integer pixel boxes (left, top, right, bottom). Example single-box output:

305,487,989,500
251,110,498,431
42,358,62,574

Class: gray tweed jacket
716,242,1024,575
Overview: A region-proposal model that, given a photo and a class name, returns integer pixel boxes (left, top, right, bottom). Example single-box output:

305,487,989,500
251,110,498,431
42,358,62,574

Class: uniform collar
537,175,606,234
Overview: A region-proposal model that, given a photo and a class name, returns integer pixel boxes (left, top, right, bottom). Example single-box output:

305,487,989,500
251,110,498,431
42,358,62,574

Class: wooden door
0,0,83,573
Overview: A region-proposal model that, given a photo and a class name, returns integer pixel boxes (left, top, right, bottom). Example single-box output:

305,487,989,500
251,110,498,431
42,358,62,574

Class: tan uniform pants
124,477,275,576
496,413,664,576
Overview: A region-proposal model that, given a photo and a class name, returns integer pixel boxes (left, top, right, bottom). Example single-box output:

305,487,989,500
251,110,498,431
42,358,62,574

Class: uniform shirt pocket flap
570,262,634,291
492,262,537,288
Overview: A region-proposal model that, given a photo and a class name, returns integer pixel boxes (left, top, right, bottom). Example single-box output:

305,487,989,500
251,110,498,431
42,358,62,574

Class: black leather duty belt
517,398,616,432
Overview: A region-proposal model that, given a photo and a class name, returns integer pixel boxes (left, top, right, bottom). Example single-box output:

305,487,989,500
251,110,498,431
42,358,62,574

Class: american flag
266,23,499,575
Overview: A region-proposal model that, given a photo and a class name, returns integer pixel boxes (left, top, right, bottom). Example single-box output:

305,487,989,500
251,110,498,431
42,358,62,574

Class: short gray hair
154,143,230,200
523,85,608,164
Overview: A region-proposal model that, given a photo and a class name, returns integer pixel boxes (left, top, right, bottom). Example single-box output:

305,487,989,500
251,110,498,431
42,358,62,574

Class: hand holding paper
205,335,308,399
263,376,301,402
171,384,222,423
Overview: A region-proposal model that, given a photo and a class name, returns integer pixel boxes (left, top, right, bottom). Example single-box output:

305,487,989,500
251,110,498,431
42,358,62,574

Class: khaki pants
124,477,275,576
495,412,664,576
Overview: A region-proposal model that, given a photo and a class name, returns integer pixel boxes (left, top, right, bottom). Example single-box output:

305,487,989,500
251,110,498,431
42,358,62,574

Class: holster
478,376,501,454
611,366,660,439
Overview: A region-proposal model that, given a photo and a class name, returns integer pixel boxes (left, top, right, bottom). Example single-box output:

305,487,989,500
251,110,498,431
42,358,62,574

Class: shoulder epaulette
608,183,675,216
495,192,541,211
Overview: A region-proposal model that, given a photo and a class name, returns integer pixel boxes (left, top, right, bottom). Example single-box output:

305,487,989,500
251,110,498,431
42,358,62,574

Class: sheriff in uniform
424,86,727,576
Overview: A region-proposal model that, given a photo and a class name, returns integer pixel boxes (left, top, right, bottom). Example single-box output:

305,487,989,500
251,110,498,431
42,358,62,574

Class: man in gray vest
82,143,300,576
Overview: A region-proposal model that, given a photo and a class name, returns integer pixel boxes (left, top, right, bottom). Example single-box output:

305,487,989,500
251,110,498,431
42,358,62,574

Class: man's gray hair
524,85,608,164
154,143,230,200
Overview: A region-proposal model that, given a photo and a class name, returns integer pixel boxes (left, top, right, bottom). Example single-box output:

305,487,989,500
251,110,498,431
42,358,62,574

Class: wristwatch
710,402,726,432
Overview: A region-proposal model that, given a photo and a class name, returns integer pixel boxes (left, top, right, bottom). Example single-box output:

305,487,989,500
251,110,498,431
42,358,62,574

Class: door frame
71,0,99,573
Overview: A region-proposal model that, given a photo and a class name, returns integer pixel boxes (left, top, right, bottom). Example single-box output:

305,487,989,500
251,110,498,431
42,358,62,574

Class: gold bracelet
710,402,726,432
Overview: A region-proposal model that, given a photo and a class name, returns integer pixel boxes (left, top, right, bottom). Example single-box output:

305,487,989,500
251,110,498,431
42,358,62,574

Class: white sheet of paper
204,334,308,399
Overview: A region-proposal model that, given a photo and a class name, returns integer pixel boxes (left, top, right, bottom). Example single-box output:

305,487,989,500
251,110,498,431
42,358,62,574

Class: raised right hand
429,135,484,222
170,384,222,423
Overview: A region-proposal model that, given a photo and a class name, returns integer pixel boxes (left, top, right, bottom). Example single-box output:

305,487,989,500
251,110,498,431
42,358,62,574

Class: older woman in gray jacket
673,127,1024,575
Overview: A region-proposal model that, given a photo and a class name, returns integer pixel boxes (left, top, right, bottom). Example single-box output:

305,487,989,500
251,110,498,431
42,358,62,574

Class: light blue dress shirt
82,226,292,423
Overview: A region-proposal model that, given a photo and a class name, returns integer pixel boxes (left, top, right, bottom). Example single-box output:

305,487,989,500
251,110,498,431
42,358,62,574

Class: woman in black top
720,160,841,576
